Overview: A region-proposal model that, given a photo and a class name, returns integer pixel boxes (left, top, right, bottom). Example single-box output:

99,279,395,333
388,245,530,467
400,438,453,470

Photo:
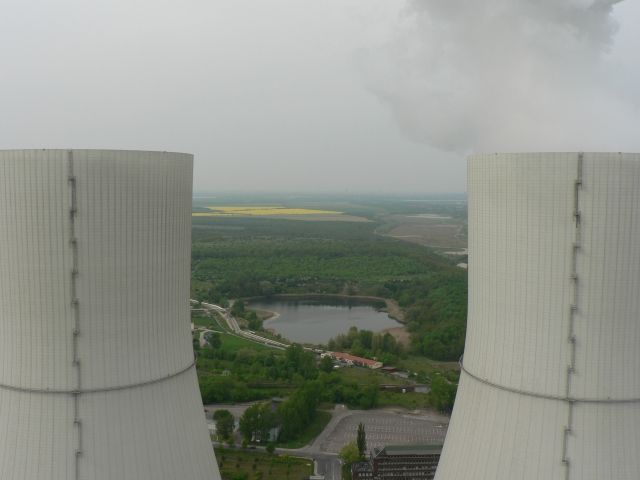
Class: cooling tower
436,152,640,480
0,150,220,480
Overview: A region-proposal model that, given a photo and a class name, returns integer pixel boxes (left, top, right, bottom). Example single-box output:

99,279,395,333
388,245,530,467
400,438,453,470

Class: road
207,403,343,479
209,404,447,480
193,300,289,350
201,301,289,349
211,442,341,480
196,300,449,479
280,405,448,480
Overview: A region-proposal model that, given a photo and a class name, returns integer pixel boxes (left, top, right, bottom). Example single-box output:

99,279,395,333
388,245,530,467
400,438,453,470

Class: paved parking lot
318,410,448,454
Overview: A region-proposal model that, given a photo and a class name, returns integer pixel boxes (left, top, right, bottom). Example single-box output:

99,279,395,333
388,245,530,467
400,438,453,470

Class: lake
248,297,401,345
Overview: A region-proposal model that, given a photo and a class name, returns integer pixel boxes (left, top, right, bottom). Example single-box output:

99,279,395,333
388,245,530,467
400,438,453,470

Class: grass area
214,448,313,480
276,410,332,449
192,314,215,328
396,355,460,376
336,366,411,386
192,311,231,332
377,391,433,410
216,332,274,353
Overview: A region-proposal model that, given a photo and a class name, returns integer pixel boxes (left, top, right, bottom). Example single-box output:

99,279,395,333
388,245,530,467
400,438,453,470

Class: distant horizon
192,191,468,198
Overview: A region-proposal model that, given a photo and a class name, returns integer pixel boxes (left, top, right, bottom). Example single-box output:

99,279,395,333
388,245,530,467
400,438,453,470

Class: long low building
353,444,443,480
328,352,383,369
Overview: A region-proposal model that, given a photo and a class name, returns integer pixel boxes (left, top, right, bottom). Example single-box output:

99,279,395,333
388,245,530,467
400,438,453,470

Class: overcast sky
1,1,638,194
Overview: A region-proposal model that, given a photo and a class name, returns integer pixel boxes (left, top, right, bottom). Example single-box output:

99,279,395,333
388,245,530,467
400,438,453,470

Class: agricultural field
375,203,467,255
193,204,368,222
380,216,466,250
193,205,342,216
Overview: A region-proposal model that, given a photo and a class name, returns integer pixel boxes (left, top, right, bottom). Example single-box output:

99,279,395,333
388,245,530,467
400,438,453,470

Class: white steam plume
358,0,639,153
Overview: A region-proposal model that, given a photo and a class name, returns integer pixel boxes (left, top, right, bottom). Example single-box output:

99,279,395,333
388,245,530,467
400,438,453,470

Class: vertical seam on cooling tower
563,152,583,478
68,151,83,479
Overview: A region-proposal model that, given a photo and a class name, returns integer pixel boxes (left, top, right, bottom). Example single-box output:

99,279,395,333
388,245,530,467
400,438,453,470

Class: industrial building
436,153,640,480
0,150,220,479
352,444,442,479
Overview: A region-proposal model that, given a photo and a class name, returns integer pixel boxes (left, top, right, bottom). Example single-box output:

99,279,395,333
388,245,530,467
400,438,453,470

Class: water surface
249,298,400,345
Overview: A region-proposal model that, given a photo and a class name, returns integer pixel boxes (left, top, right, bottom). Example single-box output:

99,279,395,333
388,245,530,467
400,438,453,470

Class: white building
0,150,220,479
436,153,640,480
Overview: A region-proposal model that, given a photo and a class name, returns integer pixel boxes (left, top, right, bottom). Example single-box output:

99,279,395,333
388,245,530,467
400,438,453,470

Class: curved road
193,300,289,350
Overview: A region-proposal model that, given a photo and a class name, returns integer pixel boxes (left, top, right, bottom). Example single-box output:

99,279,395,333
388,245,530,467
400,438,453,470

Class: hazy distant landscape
191,193,468,361
189,194,466,478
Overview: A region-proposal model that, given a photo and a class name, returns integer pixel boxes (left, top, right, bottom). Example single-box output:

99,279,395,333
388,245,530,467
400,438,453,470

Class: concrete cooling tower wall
436,152,640,480
0,150,220,480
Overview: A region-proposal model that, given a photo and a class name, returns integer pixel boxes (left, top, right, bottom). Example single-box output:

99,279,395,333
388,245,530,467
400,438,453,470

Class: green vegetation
235,380,334,447
232,300,264,331
239,403,276,443
336,365,406,386
319,355,334,373
357,423,367,459
428,375,458,413
195,324,458,417
214,448,313,480
340,441,360,480
276,410,331,449
191,214,467,362
192,197,467,447
213,410,235,442
328,326,403,364
377,391,432,410
195,338,315,404
277,380,322,442
395,355,459,376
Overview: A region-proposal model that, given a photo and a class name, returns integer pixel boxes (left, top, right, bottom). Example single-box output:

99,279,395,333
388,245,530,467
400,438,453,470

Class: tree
213,409,235,441
357,423,367,459
319,355,334,373
285,344,318,380
277,381,321,441
259,280,275,296
429,375,457,412
246,310,262,331
350,339,365,357
421,322,465,361
340,441,360,480
231,300,246,317
358,330,373,350
205,331,222,349
355,384,379,409
239,403,276,443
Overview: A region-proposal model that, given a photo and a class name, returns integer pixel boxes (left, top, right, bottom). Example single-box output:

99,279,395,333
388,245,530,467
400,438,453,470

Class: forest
191,213,467,361
191,198,466,446
203,338,457,448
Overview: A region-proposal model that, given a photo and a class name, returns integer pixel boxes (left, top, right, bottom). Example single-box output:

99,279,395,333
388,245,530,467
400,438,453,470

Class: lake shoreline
245,293,405,323
245,294,406,345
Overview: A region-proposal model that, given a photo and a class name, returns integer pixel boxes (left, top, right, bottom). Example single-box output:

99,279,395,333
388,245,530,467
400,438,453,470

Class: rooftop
376,445,443,457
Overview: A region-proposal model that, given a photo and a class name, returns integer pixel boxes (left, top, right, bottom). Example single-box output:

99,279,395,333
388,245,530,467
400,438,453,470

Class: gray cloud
358,0,640,153
1,1,637,194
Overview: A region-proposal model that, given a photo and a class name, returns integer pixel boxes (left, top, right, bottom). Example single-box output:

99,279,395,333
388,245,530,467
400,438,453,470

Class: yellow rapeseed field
192,205,343,217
